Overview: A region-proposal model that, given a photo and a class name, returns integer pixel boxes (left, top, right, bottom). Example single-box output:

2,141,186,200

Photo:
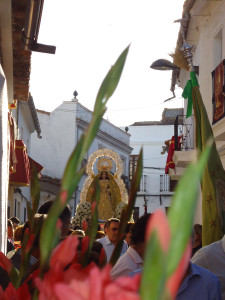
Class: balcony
170,115,197,180
160,174,175,194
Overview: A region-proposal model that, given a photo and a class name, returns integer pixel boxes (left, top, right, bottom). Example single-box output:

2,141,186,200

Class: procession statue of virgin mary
79,149,128,221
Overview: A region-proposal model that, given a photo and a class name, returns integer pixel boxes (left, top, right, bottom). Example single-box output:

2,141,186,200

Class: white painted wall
31,100,132,215
127,124,175,217
8,101,38,223
176,1,225,225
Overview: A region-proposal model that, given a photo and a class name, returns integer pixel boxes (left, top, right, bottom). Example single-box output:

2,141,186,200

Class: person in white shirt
111,213,151,279
97,218,128,262
191,235,225,299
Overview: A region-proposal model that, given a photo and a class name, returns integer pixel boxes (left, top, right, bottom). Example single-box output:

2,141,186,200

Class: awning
9,140,43,186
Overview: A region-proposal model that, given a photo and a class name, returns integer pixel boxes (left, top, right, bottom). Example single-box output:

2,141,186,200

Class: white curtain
0,65,9,254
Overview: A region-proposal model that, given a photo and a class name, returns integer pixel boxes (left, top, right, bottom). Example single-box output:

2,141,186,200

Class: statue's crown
97,157,113,172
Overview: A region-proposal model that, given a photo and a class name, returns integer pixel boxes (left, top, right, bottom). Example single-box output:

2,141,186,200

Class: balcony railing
160,174,177,192
160,174,170,192
174,115,194,151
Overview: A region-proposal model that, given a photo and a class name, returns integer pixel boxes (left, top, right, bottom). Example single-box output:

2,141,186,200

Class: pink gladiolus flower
166,241,192,299
82,220,88,232
145,209,170,252
56,219,62,230
35,263,64,300
0,252,12,273
0,282,31,300
81,236,90,256
60,190,68,205
25,233,35,253
53,263,140,300
91,201,97,213
50,235,79,269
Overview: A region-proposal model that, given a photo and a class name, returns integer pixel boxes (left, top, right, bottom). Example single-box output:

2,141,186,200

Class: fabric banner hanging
9,140,43,186
185,71,225,246
165,136,182,174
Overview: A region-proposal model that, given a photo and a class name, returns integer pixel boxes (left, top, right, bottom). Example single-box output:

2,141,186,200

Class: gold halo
86,148,123,177
97,157,113,172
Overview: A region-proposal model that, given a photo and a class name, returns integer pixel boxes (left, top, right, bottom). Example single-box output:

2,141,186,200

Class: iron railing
174,115,194,151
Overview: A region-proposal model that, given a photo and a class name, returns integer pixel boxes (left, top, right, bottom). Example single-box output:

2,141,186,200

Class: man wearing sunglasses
97,218,128,262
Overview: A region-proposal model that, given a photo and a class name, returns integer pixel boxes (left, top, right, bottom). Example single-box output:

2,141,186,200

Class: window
129,155,139,181
140,175,147,192
160,174,170,192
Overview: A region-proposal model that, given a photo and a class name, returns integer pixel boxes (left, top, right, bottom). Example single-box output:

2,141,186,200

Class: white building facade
31,96,132,215
8,95,42,223
127,108,183,218
168,0,225,224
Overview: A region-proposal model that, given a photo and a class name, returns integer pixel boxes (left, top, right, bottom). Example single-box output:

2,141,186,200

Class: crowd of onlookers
3,201,225,299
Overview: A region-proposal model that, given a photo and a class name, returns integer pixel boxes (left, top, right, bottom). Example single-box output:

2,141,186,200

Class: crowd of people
3,201,225,299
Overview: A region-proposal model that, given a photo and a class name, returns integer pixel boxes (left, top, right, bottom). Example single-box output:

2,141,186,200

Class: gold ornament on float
79,149,128,220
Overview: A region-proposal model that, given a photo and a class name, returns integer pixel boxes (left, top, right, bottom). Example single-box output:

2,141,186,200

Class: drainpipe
22,0,56,54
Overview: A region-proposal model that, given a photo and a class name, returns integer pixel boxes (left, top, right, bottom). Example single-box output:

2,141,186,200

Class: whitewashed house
8,95,42,223
166,0,225,223
126,108,183,218
30,94,132,215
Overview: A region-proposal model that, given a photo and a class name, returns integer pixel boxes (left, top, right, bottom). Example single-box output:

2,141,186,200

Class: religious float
72,148,129,227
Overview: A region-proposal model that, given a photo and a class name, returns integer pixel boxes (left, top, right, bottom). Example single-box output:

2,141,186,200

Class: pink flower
145,209,170,252
91,201,97,213
81,236,89,256
53,264,140,300
82,220,88,232
50,235,79,269
25,233,35,253
144,209,191,300
60,190,68,205
0,282,31,300
0,252,12,273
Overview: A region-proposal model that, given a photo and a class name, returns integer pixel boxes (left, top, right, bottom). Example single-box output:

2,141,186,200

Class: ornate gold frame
80,148,128,204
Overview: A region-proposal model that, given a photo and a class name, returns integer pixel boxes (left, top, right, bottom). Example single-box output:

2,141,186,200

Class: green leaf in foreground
167,139,212,277
110,148,143,266
141,139,212,300
39,45,130,272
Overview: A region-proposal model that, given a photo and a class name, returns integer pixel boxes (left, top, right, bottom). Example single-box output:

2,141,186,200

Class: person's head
125,222,135,246
14,225,24,242
76,237,106,267
38,200,71,238
9,217,20,229
105,218,120,244
21,213,47,258
193,224,202,245
103,220,109,234
131,213,151,258
100,171,109,180
7,219,13,239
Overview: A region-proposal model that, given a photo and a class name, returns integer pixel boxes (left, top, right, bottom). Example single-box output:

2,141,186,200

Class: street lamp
150,59,178,102
150,59,178,71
